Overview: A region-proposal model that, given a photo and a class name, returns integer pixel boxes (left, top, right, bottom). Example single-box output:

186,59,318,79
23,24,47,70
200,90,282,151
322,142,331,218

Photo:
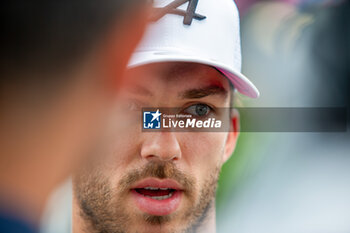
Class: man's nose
140,132,181,161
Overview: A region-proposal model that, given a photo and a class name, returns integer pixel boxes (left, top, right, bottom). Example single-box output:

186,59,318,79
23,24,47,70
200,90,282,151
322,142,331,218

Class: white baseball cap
128,0,259,98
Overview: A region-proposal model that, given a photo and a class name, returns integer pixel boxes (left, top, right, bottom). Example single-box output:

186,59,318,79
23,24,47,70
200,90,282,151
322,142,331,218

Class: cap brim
128,50,260,98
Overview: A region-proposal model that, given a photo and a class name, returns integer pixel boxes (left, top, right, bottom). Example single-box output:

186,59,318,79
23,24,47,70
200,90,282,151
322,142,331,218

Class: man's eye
183,104,212,117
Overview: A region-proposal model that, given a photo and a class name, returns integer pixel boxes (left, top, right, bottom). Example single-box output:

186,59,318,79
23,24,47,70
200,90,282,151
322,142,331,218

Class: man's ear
223,108,240,163
100,3,151,90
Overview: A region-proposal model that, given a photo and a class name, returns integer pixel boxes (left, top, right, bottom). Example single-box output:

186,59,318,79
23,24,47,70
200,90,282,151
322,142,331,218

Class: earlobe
223,109,240,163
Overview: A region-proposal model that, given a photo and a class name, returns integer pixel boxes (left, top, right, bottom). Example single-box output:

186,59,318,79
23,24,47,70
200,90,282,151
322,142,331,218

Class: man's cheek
190,134,225,159
193,136,225,180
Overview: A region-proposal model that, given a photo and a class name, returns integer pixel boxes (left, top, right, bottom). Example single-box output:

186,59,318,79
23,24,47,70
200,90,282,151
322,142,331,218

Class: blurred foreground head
0,0,149,228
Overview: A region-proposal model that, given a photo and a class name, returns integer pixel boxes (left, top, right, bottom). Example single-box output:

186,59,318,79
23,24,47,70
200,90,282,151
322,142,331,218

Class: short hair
0,0,145,81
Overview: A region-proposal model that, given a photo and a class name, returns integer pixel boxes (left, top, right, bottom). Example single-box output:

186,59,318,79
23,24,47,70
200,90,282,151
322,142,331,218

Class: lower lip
131,190,182,216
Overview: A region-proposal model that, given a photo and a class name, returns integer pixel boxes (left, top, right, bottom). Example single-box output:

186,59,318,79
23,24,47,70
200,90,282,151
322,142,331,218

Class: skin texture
73,62,240,233
0,5,149,226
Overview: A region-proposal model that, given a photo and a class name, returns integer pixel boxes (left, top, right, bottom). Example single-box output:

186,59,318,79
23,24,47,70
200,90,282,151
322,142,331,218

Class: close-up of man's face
73,62,239,233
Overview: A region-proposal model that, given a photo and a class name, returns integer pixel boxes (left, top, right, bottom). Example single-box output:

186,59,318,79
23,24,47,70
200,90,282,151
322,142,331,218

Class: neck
194,201,216,233
72,195,86,233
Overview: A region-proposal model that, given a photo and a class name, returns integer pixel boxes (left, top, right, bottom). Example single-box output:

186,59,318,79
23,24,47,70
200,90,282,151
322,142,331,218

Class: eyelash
123,98,217,118
181,102,216,117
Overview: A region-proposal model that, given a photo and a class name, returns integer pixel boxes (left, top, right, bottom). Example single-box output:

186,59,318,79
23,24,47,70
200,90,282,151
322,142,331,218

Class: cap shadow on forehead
161,62,225,83
161,62,207,82
126,62,231,99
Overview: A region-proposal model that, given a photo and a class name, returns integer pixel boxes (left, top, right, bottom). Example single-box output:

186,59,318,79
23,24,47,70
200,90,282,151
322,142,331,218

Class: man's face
74,62,239,233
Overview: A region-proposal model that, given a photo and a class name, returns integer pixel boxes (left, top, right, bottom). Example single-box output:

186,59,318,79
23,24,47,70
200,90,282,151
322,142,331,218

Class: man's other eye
183,104,212,117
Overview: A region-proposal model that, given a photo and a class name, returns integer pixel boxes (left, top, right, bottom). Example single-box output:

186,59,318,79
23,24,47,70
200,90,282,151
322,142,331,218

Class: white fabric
128,0,259,98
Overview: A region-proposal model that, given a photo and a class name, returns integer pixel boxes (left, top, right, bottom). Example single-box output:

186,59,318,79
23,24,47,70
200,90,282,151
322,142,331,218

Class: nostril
144,154,156,160
143,153,180,162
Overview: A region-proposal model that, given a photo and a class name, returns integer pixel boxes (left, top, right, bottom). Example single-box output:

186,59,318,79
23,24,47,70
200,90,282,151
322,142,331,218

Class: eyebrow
180,85,228,99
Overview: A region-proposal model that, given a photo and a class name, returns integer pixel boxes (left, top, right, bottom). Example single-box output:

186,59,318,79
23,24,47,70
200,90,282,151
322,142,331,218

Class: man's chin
126,203,188,233
121,202,192,233
128,216,186,233
143,214,172,225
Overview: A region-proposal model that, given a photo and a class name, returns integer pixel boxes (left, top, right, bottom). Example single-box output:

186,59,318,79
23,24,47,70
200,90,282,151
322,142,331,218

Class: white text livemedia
162,118,222,128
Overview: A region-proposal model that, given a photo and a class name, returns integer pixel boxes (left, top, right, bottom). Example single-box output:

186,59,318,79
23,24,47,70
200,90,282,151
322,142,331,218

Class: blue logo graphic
143,109,162,129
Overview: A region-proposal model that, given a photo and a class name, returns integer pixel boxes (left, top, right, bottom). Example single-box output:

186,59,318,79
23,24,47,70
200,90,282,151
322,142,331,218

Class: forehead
126,62,231,91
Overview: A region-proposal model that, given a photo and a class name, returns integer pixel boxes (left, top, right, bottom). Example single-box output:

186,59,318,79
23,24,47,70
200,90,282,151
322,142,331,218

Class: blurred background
41,0,350,232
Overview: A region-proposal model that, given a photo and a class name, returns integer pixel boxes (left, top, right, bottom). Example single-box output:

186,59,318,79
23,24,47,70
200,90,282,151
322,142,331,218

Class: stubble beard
74,162,220,233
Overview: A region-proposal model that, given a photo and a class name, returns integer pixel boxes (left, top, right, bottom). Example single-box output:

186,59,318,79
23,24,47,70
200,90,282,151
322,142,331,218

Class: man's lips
131,178,183,190
130,178,183,216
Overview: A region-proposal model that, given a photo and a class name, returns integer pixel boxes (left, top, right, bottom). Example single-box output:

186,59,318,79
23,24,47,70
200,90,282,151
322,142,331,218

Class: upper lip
130,178,183,190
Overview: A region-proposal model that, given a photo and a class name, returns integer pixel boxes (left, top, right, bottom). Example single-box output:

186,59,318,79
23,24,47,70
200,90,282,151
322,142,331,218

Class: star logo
151,0,206,25
143,109,162,129
151,109,162,122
